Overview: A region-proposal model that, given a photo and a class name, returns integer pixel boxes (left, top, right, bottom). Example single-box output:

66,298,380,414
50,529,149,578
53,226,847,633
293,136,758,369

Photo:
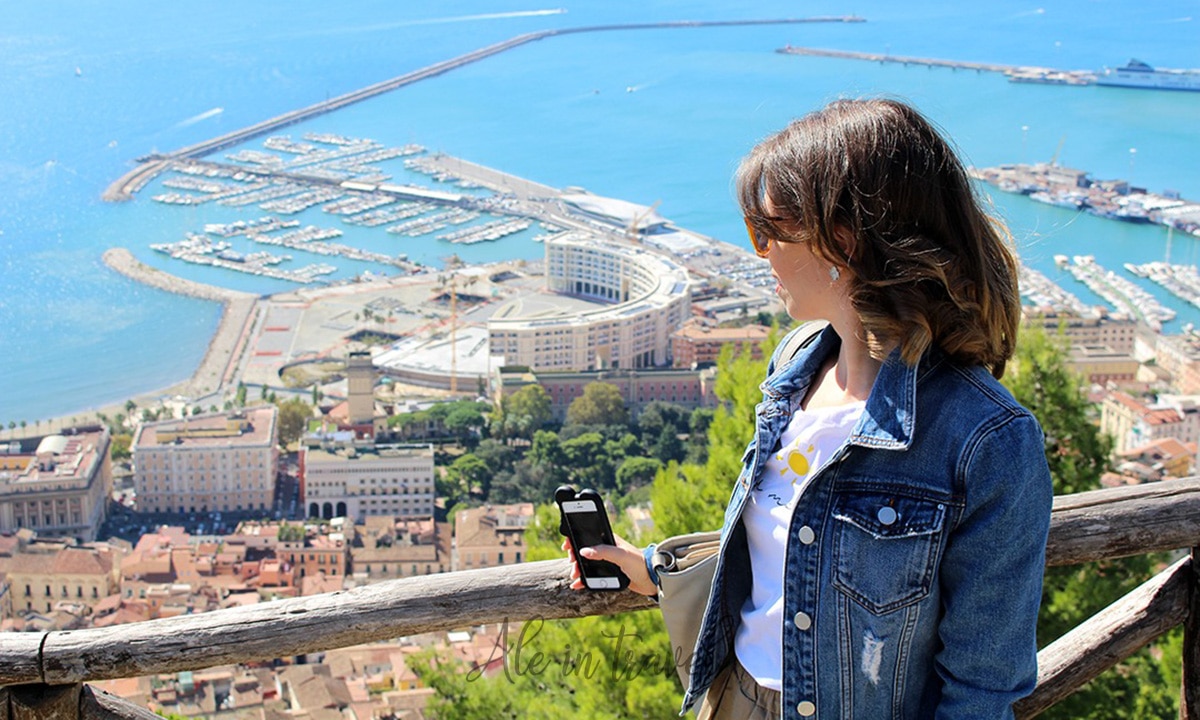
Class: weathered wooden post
1182,547,1200,720
5,684,81,720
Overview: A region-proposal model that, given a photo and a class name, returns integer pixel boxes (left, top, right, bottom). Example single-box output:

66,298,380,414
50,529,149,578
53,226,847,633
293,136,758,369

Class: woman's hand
563,534,658,597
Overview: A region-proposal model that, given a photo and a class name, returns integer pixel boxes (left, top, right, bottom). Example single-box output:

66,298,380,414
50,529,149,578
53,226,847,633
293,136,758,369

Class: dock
102,17,865,202
777,46,1097,85
972,162,1200,237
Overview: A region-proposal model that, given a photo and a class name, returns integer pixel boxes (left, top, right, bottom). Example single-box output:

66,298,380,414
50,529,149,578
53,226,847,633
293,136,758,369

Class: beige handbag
651,321,828,689
652,531,722,688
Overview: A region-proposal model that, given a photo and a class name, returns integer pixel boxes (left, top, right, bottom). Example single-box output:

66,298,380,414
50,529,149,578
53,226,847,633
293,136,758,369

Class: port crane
438,255,464,394
1049,135,1067,167
625,200,661,244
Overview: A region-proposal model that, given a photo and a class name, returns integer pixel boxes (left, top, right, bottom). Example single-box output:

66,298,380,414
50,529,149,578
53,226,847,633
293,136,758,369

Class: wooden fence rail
3,477,1200,718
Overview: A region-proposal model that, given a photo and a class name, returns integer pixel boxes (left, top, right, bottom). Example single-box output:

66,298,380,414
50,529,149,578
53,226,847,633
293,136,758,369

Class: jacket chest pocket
831,492,946,615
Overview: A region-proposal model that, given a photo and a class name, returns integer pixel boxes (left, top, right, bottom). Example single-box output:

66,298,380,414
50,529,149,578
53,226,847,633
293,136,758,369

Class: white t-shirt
734,400,865,691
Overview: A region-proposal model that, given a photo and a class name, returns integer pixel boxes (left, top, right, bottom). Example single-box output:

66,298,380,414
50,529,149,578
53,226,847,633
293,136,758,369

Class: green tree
566,382,628,428
559,431,614,490
651,424,685,465
1004,324,1178,718
1003,324,1111,496
651,333,779,537
446,404,487,447
275,397,313,448
616,456,662,492
413,504,681,720
501,385,553,443
472,439,517,476
446,454,492,499
110,433,133,461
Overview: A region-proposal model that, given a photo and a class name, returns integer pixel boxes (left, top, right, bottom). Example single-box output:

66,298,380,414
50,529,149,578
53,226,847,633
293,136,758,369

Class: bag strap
777,320,829,366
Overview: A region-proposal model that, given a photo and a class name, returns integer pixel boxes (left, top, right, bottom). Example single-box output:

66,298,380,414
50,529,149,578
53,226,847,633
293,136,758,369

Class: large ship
1097,59,1200,92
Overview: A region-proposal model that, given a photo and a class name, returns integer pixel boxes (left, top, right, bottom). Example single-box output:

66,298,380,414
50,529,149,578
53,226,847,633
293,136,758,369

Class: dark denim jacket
679,325,1052,718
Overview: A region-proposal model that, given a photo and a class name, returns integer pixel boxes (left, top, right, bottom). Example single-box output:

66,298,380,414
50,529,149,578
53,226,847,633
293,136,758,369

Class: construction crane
625,200,661,243
1049,135,1067,167
437,258,463,395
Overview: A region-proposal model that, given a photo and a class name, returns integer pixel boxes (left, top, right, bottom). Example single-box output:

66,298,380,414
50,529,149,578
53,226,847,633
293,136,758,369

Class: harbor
777,47,1200,90
101,17,867,203
972,162,1200,237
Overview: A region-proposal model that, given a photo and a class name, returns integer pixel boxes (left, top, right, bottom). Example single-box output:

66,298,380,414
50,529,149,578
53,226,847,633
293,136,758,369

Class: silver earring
829,266,840,282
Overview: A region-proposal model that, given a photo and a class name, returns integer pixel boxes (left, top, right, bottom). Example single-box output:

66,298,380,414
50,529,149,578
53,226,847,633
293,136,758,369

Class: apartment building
488,233,692,372
453,503,533,571
495,365,717,422
300,443,435,522
132,408,278,514
4,542,122,615
671,320,770,368
1100,390,1191,455
0,427,112,541
350,516,450,582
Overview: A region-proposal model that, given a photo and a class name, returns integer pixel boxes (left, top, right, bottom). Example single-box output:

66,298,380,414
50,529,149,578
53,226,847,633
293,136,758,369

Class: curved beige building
488,233,692,371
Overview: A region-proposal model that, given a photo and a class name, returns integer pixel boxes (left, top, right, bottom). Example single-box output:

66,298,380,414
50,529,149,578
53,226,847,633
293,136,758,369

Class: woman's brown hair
737,98,1020,378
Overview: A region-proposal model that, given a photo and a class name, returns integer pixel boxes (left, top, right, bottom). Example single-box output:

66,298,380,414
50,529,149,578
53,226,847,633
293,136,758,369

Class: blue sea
2,1,1199,424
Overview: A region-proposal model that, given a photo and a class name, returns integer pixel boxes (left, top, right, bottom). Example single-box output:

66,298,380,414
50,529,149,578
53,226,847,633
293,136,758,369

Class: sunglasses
744,216,770,258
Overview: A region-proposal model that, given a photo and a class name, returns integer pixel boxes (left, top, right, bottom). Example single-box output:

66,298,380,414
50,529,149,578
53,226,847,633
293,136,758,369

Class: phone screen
562,499,623,589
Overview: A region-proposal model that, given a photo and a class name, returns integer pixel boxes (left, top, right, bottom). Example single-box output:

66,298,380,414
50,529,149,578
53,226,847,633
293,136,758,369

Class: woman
569,98,1053,719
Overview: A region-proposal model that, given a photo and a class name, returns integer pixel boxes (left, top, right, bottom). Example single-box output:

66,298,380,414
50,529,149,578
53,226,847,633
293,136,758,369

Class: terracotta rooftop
674,321,771,341
1122,436,1193,459
50,546,113,576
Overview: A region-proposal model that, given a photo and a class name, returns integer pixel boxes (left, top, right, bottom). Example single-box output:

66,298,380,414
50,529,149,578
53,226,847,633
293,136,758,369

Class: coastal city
9,133,1200,717
4,7,1200,720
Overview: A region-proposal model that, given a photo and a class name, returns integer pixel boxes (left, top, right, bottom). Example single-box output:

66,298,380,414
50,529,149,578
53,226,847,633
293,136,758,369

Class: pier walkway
777,45,1097,85
102,17,864,202
778,45,1018,73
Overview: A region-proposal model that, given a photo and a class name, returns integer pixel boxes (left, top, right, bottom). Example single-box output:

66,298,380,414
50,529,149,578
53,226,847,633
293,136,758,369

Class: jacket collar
761,325,921,451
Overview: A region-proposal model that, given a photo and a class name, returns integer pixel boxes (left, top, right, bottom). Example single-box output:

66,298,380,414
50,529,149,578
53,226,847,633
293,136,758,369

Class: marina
150,234,337,284
1019,264,1096,318
1058,255,1176,331
1125,261,1200,311
436,218,532,245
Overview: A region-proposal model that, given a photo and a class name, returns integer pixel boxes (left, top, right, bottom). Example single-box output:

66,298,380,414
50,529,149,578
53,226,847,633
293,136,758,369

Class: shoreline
102,248,261,402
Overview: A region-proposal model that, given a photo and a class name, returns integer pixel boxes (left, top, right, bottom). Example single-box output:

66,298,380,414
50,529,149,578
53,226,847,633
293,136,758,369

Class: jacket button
798,526,815,545
877,506,898,525
793,611,811,630
797,701,816,716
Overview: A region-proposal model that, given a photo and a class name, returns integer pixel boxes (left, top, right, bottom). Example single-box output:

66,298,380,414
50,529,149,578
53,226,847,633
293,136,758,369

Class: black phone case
556,485,629,590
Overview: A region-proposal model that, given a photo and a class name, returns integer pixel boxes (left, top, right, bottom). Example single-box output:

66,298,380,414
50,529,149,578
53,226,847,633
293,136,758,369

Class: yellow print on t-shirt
777,443,816,485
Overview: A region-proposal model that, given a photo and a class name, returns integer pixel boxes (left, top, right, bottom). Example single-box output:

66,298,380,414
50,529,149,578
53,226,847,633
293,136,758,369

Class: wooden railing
3,478,1200,719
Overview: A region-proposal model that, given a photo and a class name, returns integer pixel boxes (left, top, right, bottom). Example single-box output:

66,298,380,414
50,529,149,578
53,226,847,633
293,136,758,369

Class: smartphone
556,486,629,590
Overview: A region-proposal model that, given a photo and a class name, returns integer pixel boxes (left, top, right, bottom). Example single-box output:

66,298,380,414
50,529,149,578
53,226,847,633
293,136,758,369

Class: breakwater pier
103,17,864,202
777,46,1097,85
